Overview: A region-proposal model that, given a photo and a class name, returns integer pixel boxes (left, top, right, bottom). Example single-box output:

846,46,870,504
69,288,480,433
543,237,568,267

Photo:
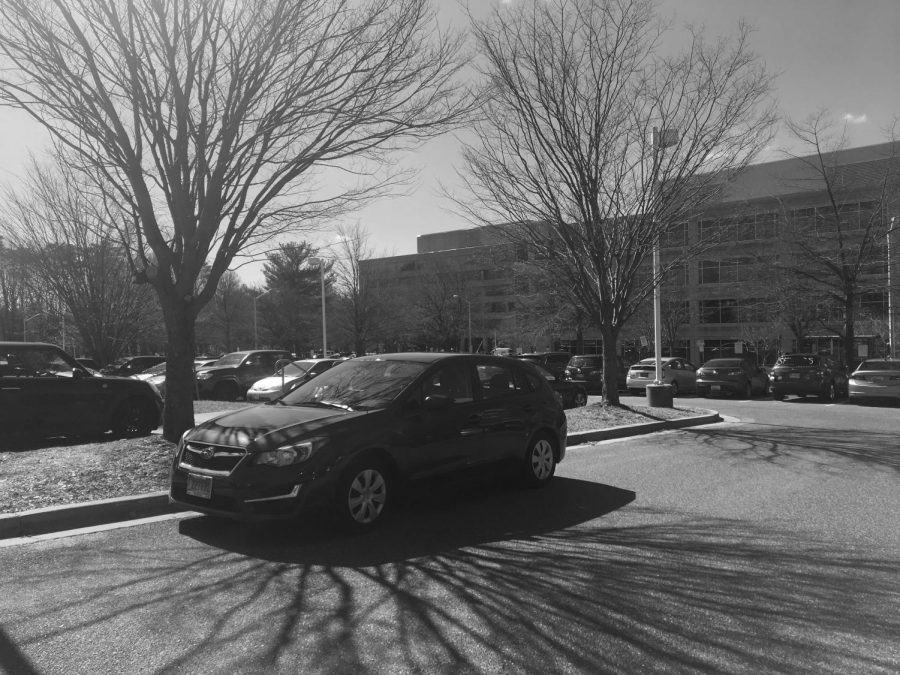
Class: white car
626,357,698,396
246,358,342,402
848,358,900,403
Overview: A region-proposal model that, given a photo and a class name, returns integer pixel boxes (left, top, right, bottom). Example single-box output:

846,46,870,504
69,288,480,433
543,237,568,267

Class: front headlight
253,438,323,467
197,371,212,380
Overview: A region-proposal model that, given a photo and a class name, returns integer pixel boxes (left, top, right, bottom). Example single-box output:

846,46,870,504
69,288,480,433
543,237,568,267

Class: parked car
75,357,99,371
194,349,292,401
626,357,698,396
847,358,900,403
529,362,587,409
515,352,572,378
0,342,162,438
100,355,166,377
246,358,342,402
131,360,166,382
769,352,848,401
194,357,220,371
695,358,769,398
565,354,627,394
170,353,567,530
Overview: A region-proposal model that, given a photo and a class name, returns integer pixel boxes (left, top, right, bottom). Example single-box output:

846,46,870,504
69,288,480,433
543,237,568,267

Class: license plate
711,385,721,391
187,473,212,499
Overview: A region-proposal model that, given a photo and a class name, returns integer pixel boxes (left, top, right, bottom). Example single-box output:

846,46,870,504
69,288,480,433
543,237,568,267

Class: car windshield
214,352,247,367
776,355,819,367
277,358,429,410
858,360,900,371
277,360,312,377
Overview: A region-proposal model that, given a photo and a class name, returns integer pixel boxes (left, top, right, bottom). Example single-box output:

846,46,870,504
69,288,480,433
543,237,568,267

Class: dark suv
0,342,162,438
515,352,572,378
770,353,848,401
100,355,166,377
195,349,292,401
565,354,627,394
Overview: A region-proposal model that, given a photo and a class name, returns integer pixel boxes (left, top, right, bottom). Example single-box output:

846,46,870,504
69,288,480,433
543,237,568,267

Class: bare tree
774,112,899,367
454,0,777,404
1,159,160,364
0,0,472,439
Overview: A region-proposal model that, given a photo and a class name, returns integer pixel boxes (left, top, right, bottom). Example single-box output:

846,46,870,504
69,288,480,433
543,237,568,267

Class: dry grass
0,401,704,515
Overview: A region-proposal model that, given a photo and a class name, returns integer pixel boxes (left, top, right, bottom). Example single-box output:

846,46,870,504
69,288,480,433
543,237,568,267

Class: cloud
842,113,868,125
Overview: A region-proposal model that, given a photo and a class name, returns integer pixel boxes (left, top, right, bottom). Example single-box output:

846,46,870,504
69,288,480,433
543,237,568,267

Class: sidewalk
0,410,721,541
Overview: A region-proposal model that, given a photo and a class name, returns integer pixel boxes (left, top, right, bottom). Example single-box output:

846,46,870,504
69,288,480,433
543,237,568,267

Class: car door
473,360,535,462
395,361,485,480
679,360,698,393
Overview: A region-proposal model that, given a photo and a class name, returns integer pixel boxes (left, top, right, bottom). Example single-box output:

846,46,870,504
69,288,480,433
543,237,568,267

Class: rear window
858,360,900,371
776,355,819,367
703,359,743,368
570,356,601,368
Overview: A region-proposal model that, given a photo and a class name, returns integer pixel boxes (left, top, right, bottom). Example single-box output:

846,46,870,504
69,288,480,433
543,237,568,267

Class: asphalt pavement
0,409,721,541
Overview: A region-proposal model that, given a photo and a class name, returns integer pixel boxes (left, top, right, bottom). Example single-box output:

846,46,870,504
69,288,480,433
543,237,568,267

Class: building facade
361,142,898,365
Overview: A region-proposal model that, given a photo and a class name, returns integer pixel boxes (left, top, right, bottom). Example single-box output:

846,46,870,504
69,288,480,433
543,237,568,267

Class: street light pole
888,217,897,357
309,257,327,356
650,127,678,403
253,289,273,349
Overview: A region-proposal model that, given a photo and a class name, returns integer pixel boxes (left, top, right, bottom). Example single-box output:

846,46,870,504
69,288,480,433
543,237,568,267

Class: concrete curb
1,411,723,540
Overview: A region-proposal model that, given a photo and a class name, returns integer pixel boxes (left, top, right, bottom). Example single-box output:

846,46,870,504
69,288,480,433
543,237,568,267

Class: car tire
112,397,158,437
333,459,392,533
628,388,640,396
552,390,565,408
522,434,557,488
773,392,785,401
821,381,836,402
670,381,679,396
213,381,239,401
574,390,588,407
743,382,752,399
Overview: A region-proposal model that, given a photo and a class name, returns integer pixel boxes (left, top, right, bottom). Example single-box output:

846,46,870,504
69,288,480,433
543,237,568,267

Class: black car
530,362,587,408
770,352,848,401
100,354,166,377
0,342,162,438
170,353,567,531
194,349,293,401
515,352,572,378
565,354,627,394
695,358,769,398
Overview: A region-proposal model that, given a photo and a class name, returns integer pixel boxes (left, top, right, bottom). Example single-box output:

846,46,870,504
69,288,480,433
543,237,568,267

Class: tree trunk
161,299,197,442
843,293,856,368
601,325,621,406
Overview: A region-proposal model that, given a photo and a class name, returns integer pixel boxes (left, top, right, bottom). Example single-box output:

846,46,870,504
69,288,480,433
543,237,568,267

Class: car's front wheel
573,389,588,407
334,459,392,532
522,434,557,488
112,397,158,437
821,381,836,402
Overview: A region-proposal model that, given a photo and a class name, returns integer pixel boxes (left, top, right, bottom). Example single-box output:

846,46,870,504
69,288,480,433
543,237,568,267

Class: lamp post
253,288,273,349
888,217,898,357
309,257,327,356
23,313,44,342
452,294,472,352
648,127,679,406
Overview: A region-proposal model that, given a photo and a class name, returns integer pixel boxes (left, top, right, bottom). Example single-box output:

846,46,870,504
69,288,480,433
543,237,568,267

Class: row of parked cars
512,350,900,404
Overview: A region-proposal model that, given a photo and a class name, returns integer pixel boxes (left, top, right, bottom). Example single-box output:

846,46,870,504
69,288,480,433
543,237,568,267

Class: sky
0,0,898,286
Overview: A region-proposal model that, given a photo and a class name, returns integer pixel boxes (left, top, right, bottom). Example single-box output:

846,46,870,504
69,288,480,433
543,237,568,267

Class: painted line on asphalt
0,511,200,548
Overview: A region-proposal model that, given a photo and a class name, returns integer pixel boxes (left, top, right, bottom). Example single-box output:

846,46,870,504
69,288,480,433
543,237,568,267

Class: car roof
354,352,516,365
0,341,61,349
637,356,677,363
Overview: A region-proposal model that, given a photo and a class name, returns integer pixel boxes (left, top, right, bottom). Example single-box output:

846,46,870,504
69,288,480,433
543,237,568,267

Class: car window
776,355,819,367
423,363,475,403
477,363,524,399
216,353,245,367
0,347,77,378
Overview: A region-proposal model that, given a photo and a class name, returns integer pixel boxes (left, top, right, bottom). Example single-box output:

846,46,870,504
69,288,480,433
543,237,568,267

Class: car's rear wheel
743,382,752,399
670,381,679,396
213,381,239,401
574,390,588,407
821,381,836,402
773,392,785,401
522,434,557,488
334,459,392,532
112,397,157,437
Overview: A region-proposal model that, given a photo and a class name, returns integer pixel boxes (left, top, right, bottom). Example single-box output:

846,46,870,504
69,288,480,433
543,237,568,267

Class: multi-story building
361,141,898,364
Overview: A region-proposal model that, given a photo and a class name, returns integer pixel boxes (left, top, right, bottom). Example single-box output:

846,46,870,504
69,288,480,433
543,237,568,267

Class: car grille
179,441,247,476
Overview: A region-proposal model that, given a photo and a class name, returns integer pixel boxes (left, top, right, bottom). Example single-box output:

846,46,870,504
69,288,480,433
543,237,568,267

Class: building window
661,222,687,248
699,299,738,324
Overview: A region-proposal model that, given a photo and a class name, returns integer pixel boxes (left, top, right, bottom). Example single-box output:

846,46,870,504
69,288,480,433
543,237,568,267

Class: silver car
626,357,698,396
848,359,900,403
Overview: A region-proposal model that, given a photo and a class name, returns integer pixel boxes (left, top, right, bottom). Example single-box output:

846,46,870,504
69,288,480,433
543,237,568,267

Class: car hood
188,404,368,450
